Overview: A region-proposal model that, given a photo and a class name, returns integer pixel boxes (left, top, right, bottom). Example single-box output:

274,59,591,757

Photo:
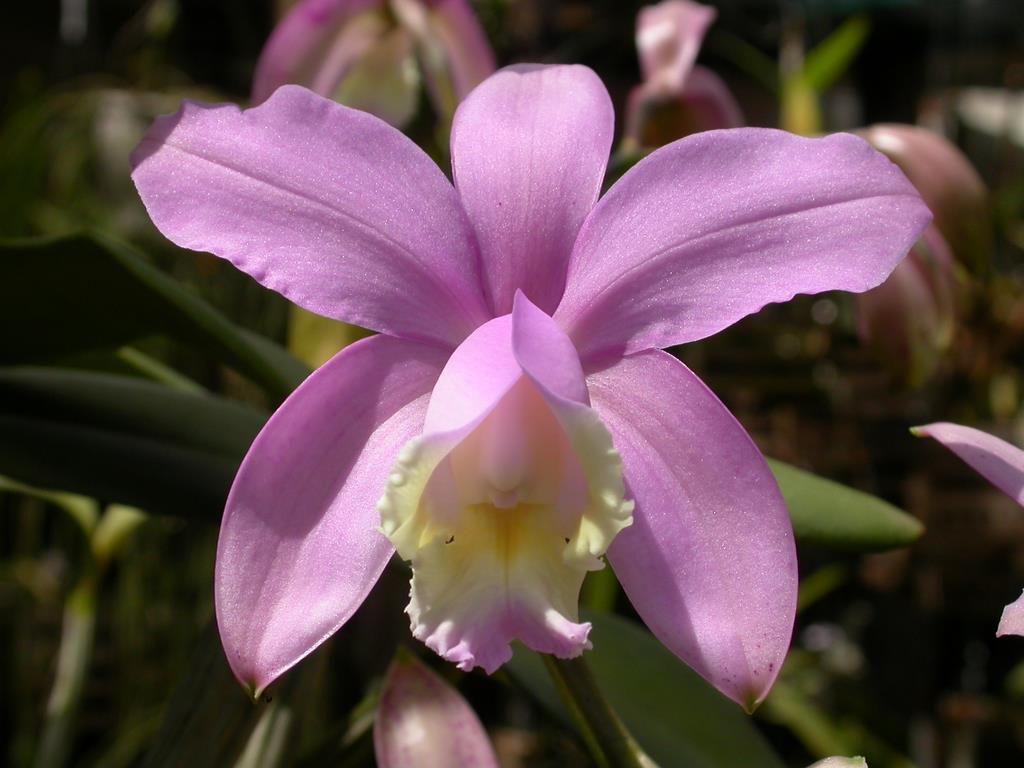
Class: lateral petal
588,350,797,709
215,335,448,694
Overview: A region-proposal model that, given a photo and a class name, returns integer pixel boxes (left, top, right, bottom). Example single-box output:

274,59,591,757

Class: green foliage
768,459,923,551
0,233,308,399
508,613,787,768
0,367,264,518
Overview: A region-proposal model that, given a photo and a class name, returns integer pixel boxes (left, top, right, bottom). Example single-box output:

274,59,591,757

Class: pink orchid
914,422,1024,637
131,64,929,709
253,0,495,127
625,0,743,149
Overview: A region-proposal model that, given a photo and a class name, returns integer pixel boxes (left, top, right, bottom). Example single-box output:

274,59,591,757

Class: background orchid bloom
854,124,989,386
252,0,495,127
131,64,929,710
374,653,499,768
808,758,868,768
625,0,743,149
914,422,1024,637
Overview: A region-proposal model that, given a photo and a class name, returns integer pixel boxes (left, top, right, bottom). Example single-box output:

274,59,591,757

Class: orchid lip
377,310,633,673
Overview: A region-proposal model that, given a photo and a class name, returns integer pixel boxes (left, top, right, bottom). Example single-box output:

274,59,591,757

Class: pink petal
251,0,383,104
588,350,797,709
450,65,614,316
132,85,490,347
636,0,716,93
555,129,932,362
374,654,499,768
998,591,1024,638
215,335,448,694
914,422,1024,506
915,422,1024,639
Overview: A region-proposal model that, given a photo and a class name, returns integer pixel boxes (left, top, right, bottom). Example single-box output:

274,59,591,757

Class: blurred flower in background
855,124,990,387
623,0,743,151
915,421,1024,637
253,0,495,129
374,652,499,768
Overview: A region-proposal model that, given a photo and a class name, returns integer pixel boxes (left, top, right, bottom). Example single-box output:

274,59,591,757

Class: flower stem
542,655,659,768
33,573,98,768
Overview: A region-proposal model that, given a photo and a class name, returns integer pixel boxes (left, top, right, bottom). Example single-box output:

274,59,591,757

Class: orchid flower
808,759,868,768
375,653,499,768
253,0,495,127
625,0,743,149
914,422,1024,637
131,64,929,709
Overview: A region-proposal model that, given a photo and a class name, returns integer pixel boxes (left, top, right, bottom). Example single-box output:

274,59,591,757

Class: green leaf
507,613,786,768
768,458,924,551
142,624,264,768
0,232,308,399
801,16,871,93
0,367,266,519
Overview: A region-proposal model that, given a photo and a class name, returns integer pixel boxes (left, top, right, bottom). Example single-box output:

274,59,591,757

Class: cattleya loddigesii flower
253,0,494,128
625,0,743,150
131,64,929,708
915,422,1024,637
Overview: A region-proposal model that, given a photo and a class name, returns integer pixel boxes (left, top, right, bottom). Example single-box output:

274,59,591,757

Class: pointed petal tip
997,590,1024,638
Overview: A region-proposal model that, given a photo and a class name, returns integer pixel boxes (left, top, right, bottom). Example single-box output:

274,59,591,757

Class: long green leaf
0,233,308,398
142,625,264,768
0,368,266,519
507,613,786,768
768,458,923,551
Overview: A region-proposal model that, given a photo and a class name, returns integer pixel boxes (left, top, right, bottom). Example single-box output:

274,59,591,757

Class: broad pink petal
636,0,716,92
132,86,489,346
215,335,448,694
998,591,1024,638
588,350,797,709
914,422,1024,506
450,65,614,316
374,655,499,768
556,129,932,361
252,0,383,103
